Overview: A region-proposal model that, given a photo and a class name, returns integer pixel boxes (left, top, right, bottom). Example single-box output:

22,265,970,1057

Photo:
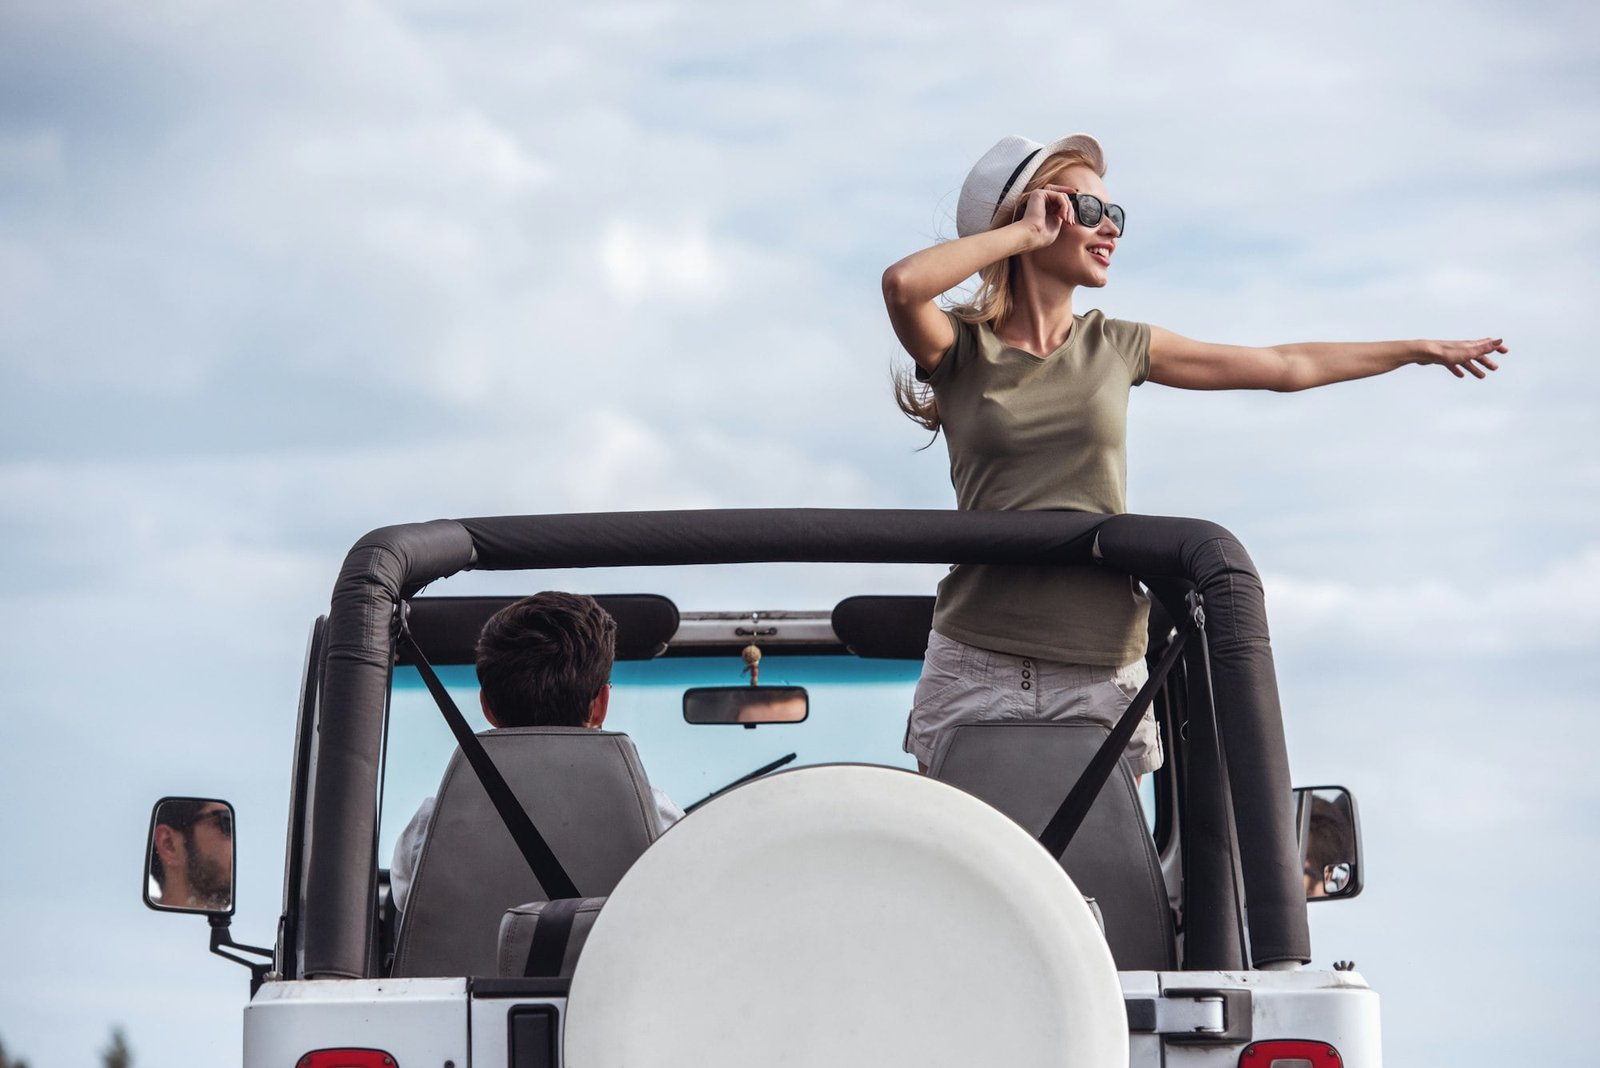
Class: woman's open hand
1017,185,1075,249
1422,338,1507,379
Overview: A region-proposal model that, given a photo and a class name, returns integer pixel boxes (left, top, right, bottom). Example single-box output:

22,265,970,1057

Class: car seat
390,726,661,977
929,720,1177,970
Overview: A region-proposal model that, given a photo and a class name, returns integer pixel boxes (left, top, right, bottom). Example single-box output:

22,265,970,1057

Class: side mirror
1293,785,1363,902
144,797,236,916
684,686,809,727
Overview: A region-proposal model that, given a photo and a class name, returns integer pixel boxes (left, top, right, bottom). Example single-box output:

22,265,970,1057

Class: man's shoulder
651,784,685,831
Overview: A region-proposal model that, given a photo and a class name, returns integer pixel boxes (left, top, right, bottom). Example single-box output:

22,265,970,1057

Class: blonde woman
883,133,1502,965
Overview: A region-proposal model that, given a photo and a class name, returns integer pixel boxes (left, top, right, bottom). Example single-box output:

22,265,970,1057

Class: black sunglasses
189,808,234,838
1065,192,1125,236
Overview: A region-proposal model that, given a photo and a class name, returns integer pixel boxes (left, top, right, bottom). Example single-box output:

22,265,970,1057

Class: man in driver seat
389,591,683,913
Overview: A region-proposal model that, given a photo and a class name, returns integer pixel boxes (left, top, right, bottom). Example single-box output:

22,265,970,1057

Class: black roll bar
298,509,1308,979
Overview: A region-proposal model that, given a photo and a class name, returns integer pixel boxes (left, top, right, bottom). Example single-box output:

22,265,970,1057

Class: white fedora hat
955,133,1105,238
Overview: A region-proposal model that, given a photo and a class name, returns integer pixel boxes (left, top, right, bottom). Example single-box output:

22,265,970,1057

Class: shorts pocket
910,631,970,709
1111,660,1162,773
905,634,992,762
1069,660,1146,733
1112,659,1148,701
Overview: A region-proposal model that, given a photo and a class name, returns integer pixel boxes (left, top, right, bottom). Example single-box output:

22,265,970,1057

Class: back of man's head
476,592,617,728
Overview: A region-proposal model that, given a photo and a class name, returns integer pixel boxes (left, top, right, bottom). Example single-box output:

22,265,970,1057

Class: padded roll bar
300,509,1308,979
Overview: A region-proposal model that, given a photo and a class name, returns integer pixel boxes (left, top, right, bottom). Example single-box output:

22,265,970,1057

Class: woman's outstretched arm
882,188,1072,373
1147,328,1506,391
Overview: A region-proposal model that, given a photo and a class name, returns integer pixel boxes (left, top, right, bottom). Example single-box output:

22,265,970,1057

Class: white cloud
1266,545,1600,656
600,217,727,303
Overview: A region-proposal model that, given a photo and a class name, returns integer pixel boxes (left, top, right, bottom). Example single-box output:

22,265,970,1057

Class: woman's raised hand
1422,338,1507,379
1017,185,1075,249
884,181,1096,372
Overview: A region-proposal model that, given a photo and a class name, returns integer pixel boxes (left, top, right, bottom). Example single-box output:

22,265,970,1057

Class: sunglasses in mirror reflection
145,797,235,915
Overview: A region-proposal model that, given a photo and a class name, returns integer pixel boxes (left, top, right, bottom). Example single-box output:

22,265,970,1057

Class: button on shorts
904,629,1163,775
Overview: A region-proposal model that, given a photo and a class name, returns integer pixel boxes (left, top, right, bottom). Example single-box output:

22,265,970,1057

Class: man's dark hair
1306,797,1354,870
475,592,617,728
149,799,208,883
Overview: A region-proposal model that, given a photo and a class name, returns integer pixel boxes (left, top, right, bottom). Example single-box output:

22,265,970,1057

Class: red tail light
1239,1040,1343,1067
297,1051,397,1068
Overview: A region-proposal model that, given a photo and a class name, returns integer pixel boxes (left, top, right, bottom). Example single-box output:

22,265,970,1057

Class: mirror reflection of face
151,801,233,911
736,695,807,723
684,687,809,725
1302,790,1355,901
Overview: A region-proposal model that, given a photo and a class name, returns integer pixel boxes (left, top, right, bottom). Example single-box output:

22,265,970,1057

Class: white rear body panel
244,978,468,1067
242,969,1379,1067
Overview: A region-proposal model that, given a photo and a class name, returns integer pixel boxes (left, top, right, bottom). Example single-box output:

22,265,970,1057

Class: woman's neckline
984,312,1085,362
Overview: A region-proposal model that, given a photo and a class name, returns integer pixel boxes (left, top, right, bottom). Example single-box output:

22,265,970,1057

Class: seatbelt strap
1038,621,1194,858
394,603,581,901
523,897,584,977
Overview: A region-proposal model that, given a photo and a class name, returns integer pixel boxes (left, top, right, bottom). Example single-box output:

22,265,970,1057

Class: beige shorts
904,630,1163,775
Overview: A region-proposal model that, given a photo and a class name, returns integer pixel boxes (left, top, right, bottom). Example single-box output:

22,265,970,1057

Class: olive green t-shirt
921,308,1151,665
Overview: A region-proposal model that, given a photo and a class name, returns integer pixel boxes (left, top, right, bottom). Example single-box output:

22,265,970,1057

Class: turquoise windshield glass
380,655,923,863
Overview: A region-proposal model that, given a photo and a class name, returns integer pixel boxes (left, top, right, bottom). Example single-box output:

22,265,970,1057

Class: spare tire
565,764,1126,1067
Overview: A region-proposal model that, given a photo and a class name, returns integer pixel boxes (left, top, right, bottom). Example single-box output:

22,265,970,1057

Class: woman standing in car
882,133,1502,964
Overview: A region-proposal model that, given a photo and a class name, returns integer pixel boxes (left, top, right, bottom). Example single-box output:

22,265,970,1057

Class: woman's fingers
1027,187,1073,221
1017,190,1064,247
1436,338,1505,379
1052,190,1076,226
1039,190,1069,232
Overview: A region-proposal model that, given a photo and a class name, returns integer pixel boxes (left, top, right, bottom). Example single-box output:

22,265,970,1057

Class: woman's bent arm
882,189,1072,373
1147,327,1506,392
882,224,1030,373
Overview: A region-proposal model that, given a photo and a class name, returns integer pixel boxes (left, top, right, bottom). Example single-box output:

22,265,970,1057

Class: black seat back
391,727,660,977
929,721,1176,971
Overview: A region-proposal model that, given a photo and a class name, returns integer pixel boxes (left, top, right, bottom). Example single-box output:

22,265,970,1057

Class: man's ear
154,824,184,866
586,684,611,729
479,691,500,728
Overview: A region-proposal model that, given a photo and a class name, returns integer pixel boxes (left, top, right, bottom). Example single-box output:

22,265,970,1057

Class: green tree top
102,1027,132,1068
0,1033,30,1068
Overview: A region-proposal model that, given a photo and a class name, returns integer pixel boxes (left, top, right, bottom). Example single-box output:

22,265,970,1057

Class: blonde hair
894,147,1108,435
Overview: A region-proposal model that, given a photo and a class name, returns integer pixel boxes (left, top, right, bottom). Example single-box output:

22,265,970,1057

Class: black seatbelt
1037,613,1195,859
394,602,581,901
523,897,584,977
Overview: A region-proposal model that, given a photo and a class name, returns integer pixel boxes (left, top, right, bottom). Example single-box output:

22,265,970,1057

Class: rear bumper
244,970,1380,1067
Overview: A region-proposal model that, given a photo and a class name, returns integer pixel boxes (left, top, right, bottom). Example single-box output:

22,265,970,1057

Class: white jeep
145,508,1379,1067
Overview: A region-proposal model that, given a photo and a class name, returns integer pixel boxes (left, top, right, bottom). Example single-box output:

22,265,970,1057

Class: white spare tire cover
564,764,1125,1067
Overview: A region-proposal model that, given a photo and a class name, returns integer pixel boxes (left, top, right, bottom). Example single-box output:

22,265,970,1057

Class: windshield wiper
686,753,798,813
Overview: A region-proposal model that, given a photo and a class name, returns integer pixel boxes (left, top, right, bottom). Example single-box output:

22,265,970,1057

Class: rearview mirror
684,686,809,726
1293,785,1362,902
144,797,236,916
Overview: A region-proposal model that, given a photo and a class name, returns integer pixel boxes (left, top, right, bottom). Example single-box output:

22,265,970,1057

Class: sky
1,0,1597,1064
